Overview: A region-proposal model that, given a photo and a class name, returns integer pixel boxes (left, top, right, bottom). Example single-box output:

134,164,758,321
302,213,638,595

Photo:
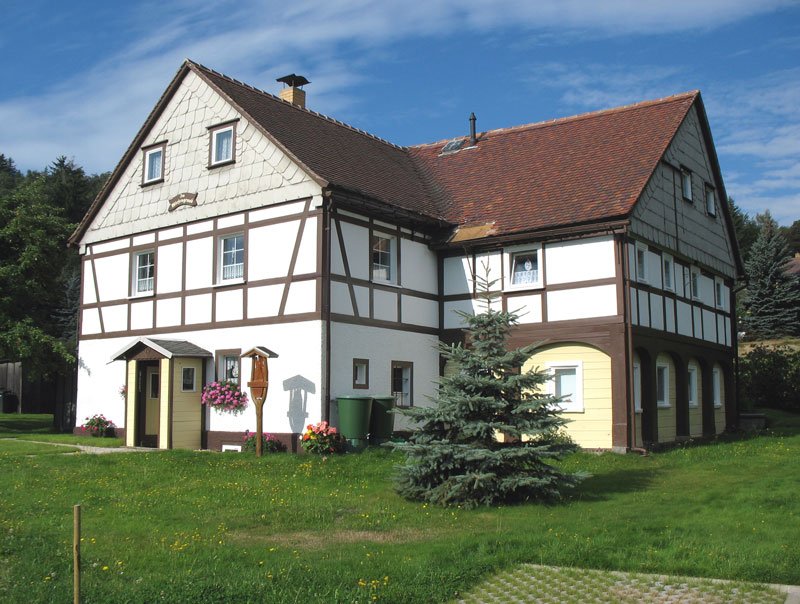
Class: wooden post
73,504,81,604
241,347,277,457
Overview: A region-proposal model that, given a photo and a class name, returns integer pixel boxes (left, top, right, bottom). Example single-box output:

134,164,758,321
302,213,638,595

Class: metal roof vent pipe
277,74,310,109
469,112,477,146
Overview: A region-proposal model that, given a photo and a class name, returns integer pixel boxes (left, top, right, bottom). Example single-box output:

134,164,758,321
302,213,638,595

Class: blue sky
1,0,798,223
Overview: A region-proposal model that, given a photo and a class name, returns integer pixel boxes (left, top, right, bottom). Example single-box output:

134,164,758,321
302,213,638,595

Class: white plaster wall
130,300,153,330
218,214,244,229
354,285,370,317
693,307,703,338
702,309,717,343
629,290,638,325
216,289,243,322
546,285,617,322
329,322,440,431
249,199,308,223
647,249,661,289
401,295,439,328
675,265,686,298
75,321,324,437
101,304,128,333
133,233,155,246
82,261,97,304
665,298,676,332
294,217,317,275
508,294,543,324
159,226,183,241
340,221,369,280
650,293,664,330
247,284,283,318
330,221,345,276
444,256,472,295
700,274,714,307
81,308,101,335
157,243,183,293
187,220,213,236
94,254,129,301
725,317,731,346
285,280,316,315
716,315,725,345
80,70,321,246
443,297,501,328
373,289,398,322
402,238,438,294
677,301,693,336
185,237,213,290
185,293,212,324
249,221,300,280
331,281,353,315
637,290,650,327
93,239,129,254
156,298,181,327
545,236,615,285
474,249,502,289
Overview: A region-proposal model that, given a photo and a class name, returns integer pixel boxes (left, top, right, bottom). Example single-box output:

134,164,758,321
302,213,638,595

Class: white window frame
681,168,693,201
687,364,699,408
705,185,716,216
218,233,244,283
690,266,701,300
132,251,155,296
210,124,235,166
371,233,397,284
143,146,164,184
218,354,240,384
353,358,369,389
712,367,723,408
181,367,196,392
714,278,725,309
504,243,543,291
662,253,674,291
656,363,670,408
546,360,583,413
633,361,642,413
635,242,648,284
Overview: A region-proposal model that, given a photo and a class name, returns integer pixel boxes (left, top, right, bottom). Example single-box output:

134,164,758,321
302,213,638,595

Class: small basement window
353,359,369,389
391,361,413,406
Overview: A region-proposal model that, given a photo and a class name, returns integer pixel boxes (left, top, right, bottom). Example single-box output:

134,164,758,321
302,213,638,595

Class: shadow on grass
568,467,658,502
0,416,54,433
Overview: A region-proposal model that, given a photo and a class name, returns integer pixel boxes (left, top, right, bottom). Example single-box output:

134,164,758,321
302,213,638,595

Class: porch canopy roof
111,338,213,362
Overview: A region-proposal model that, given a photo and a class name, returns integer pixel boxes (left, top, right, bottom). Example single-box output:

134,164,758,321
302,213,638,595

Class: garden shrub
739,345,800,412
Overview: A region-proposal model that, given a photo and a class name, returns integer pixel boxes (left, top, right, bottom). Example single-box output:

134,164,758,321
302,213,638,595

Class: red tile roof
408,92,698,237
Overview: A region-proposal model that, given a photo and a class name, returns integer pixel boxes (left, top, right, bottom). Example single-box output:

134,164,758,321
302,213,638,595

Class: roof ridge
411,90,700,149
187,59,404,151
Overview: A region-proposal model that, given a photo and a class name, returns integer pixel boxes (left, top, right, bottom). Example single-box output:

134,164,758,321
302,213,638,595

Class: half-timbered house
70,60,742,452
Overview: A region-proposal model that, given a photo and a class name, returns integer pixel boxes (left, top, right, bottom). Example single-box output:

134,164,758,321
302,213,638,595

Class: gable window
688,365,699,408
219,234,244,282
712,367,723,408
705,185,716,216
656,364,669,407
715,279,725,309
216,350,241,384
681,168,693,201
690,267,701,300
547,361,583,413
353,359,369,389
371,233,396,283
133,251,155,295
662,253,674,291
142,142,165,185
209,122,236,167
181,367,196,392
504,244,543,290
636,243,648,283
391,361,413,406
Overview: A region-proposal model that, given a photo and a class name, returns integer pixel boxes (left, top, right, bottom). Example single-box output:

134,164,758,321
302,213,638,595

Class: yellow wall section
125,360,137,447
656,353,676,443
158,358,171,449
171,358,202,450
688,359,702,438
524,343,612,449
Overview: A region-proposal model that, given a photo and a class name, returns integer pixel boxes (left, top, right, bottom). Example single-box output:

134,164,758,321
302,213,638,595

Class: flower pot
369,396,396,445
336,396,373,451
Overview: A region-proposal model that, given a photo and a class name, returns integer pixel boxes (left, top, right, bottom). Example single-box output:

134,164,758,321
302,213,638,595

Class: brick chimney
276,74,310,109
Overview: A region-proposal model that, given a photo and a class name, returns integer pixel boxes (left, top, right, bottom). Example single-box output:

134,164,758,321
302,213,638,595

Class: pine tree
393,277,583,508
741,212,800,338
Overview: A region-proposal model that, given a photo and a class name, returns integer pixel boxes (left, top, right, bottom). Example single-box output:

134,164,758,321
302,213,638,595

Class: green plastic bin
369,396,396,445
337,396,373,451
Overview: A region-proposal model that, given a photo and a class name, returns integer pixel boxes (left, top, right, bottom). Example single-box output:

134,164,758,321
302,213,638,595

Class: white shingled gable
80,70,321,246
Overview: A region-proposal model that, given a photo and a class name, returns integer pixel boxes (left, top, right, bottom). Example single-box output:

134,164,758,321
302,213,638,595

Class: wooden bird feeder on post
241,346,279,457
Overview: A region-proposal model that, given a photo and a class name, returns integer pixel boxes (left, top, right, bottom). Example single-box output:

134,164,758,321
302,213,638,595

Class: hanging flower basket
201,380,249,415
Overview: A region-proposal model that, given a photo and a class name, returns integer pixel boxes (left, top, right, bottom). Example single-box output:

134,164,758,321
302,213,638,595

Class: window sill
129,291,154,299
558,407,584,414
207,159,235,170
140,178,164,188
503,284,544,293
634,409,642,414
213,278,245,288
371,278,400,288
656,403,671,409
713,403,723,409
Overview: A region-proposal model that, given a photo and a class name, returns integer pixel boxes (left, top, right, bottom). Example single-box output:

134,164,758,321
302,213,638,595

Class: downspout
731,280,747,429
322,190,333,424
622,228,647,455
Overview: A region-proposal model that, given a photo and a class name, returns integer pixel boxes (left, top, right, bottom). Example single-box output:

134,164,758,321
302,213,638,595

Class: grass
0,414,798,603
0,440,79,456
0,414,123,447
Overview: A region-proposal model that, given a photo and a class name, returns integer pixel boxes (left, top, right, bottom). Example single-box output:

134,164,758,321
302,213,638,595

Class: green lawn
0,414,123,447
0,413,798,603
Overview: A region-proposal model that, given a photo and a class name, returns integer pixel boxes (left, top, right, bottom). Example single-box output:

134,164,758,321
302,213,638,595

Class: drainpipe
322,190,333,424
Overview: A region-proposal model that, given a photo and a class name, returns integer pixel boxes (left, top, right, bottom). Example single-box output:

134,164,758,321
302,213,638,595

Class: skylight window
440,139,466,154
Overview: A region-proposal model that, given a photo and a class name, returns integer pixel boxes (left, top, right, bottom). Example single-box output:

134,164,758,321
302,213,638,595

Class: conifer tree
741,212,800,338
393,276,583,507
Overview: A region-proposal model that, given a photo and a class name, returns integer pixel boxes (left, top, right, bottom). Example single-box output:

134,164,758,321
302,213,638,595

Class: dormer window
142,142,165,185
208,121,236,167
